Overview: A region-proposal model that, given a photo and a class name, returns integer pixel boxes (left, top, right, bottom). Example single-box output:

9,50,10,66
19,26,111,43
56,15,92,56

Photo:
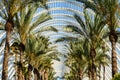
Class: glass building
0,0,120,80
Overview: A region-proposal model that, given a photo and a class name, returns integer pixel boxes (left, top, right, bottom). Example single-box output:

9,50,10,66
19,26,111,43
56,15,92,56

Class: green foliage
112,73,120,80
64,40,89,79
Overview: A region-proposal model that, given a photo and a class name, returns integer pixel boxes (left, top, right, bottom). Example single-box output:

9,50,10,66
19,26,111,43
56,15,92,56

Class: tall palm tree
25,35,50,80
11,34,58,80
11,41,25,80
76,0,120,77
11,34,57,80
64,39,110,80
12,1,57,79
10,42,19,80
14,2,50,44
95,44,110,80
56,9,106,80
65,40,89,80
25,34,58,80
0,0,32,79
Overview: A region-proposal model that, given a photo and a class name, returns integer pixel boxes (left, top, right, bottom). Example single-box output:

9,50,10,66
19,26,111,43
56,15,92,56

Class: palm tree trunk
34,71,38,80
79,68,83,80
44,70,48,80
99,65,101,80
42,69,45,80
18,62,23,80
15,54,18,80
91,62,96,80
103,65,105,80
39,70,43,80
88,71,91,80
2,32,9,80
28,64,33,80
18,43,25,80
2,18,13,80
90,48,96,80
34,68,40,80
109,30,118,77
88,64,92,80
18,56,23,80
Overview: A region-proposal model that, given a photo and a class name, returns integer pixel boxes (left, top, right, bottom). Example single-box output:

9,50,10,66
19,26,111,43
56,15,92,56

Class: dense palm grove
0,0,120,80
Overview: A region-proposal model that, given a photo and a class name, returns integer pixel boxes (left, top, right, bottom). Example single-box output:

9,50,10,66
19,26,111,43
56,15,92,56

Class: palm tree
63,38,110,80
25,35,50,80
11,34,58,80
95,43,110,80
35,48,59,80
0,0,32,79
14,2,50,44
76,0,120,77
11,42,19,80
22,34,59,80
65,40,89,80
10,42,25,80
12,1,57,79
48,68,56,80
56,9,106,80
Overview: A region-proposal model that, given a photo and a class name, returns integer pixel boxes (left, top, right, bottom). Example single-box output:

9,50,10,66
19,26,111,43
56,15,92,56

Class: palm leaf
0,22,5,30
55,36,76,42
64,25,85,36
0,37,5,47
0,11,6,19
74,14,88,36
14,14,20,29
30,13,51,32
23,5,37,27
35,26,58,34
76,0,99,13
19,5,26,26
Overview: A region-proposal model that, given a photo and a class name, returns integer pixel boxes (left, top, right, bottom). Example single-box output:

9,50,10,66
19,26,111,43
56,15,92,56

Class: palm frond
74,14,89,37
0,10,7,19
30,13,51,32
35,26,58,34
55,36,76,43
76,0,99,13
0,38,5,47
23,5,37,27
64,25,84,36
